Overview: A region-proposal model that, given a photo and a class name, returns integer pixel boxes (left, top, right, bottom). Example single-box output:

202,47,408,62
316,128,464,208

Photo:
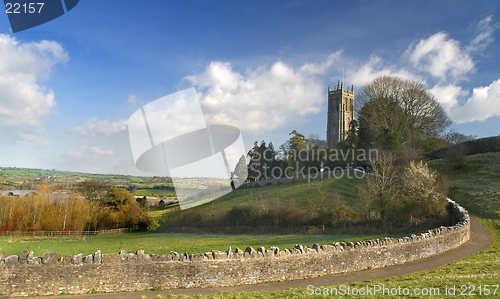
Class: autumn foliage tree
0,182,153,232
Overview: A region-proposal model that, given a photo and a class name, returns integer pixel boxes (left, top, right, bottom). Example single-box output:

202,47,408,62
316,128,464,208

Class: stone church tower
326,81,354,147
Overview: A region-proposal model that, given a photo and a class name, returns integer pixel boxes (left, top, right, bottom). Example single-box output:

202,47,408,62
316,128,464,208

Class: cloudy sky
0,0,499,175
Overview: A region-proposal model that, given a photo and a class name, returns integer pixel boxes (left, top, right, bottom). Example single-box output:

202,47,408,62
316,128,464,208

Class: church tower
326,81,354,147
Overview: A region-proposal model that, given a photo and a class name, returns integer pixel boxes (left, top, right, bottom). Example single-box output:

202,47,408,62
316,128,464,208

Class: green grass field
150,152,500,299
0,232,400,258
134,188,176,197
2,152,499,298
0,174,400,264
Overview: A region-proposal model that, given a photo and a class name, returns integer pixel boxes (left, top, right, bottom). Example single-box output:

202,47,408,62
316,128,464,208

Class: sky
0,0,500,176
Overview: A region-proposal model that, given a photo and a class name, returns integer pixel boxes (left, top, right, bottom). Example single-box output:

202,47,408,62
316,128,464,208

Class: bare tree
357,76,451,149
444,131,476,144
307,133,326,148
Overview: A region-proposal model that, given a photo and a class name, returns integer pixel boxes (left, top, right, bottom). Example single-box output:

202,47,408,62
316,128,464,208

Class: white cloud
449,78,500,123
68,117,127,136
15,132,51,147
406,32,474,81
184,52,342,133
126,95,138,105
346,55,422,87
64,146,114,161
428,84,467,111
467,15,499,52
0,34,68,144
90,146,114,156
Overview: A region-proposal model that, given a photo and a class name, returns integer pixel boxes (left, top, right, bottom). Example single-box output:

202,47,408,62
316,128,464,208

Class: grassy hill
429,152,500,219
151,152,500,299
186,175,361,213
158,176,366,234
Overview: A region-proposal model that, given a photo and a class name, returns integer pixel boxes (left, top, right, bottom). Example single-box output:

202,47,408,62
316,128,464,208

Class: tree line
0,181,152,232
246,76,476,181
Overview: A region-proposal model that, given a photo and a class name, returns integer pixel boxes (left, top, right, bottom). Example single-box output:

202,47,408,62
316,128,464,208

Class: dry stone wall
0,199,469,297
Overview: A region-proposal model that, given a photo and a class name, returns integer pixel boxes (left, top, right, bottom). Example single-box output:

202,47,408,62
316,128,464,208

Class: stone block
244,247,257,258
72,254,83,265
179,253,188,261
31,257,42,265
4,255,19,265
102,253,120,264
27,251,34,264
170,251,179,261
159,254,171,261
138,253,151,262
264,249,275,257
19,250,29,264
190,253,203,262
62,254,72,265
42,252,59,265
93,250,101,264
83,255,93,264
212,250,227,260
118,250,127,261
126,253,136,262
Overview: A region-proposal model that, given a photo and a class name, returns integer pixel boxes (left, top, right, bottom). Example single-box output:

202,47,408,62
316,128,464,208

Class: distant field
134,188,176,197
0,167,239,198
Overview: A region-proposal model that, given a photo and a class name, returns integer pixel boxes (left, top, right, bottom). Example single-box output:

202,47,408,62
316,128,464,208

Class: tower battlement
326,81,354,147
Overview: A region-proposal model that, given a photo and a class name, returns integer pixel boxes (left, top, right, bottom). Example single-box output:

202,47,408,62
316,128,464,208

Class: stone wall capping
72,254,82,265
93,250,102,264
4,255,18,265
41,252,59,265
83,254,92,264
62,254,72,265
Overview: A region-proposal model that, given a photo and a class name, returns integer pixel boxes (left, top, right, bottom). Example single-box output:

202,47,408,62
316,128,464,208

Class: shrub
357,155,448,226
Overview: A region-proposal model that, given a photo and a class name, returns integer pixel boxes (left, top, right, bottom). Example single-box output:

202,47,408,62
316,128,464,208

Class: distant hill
429,151,500,219
426,135,500,160
0,167,175,197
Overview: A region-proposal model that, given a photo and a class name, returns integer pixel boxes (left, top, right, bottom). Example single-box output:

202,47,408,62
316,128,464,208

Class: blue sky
0,0,499,175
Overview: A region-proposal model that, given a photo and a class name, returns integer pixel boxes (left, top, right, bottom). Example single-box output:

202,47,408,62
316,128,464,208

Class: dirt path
46,216,493,299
